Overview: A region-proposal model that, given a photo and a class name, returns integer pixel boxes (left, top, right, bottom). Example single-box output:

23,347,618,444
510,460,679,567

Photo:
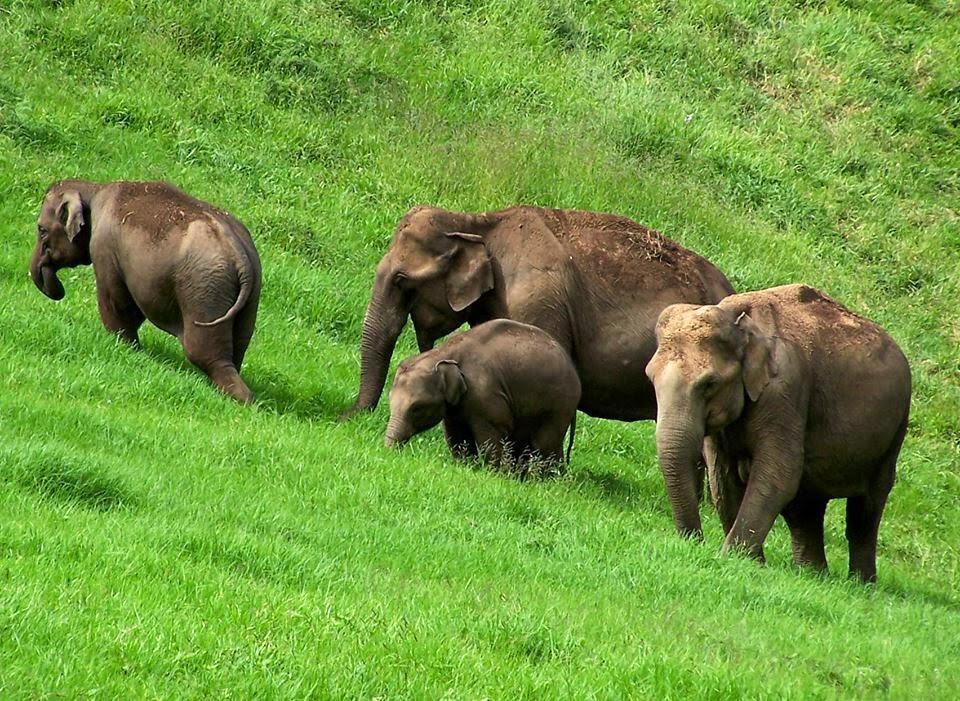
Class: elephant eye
410,402,434,420
697,375,719,392
37,226,48,239
395,271,420,294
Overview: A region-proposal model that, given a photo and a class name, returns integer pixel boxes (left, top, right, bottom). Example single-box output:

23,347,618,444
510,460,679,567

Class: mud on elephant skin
29,179,262,403
342,204,734,422
645,284,911,582
385,319,581,473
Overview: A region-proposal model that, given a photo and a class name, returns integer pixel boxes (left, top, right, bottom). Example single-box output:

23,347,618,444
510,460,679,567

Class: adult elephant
29,179,261,402
644,285,911,581
343,205,734,421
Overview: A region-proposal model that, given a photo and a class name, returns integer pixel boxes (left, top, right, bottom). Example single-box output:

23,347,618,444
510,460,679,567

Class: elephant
644,284,911,582
29,179,261,403
343,205,734,422
385,319,581,470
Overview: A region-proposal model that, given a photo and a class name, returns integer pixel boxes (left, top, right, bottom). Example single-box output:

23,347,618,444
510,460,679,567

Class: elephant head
645,303,780,537
29,185,93,300
385,357,466,446
348,207,496,416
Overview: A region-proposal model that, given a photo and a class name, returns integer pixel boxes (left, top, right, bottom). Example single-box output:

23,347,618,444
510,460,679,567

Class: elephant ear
435,359,466,405
57,191,85,241
444,232,493,313
736,312,779,402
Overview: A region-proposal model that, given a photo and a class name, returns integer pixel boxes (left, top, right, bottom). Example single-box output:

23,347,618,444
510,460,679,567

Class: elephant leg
531,424,566,466
96,279,145,346
443,415,477,460
846,461,896,584
181,323,253,404
705,449,745,538
722,439,803,562
722,483,786,562
846,420,903,583
510,438,531,464
845,494,887,584
471,420,509,468
510,439,535,479
415,325,436,353
782,497,828,573
231,298,258,371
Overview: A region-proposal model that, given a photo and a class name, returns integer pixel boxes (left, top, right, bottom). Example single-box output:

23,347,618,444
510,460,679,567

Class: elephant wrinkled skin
29,180,261,403
344,205,734,421
645,284,911,582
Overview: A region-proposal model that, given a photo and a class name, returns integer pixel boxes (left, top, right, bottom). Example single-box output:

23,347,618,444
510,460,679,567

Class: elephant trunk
384,415,409,447
349,275,409,415
30,246,64,300
655,407,706,539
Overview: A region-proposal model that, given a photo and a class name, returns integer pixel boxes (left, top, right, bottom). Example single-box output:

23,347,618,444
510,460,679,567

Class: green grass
1,0,959,697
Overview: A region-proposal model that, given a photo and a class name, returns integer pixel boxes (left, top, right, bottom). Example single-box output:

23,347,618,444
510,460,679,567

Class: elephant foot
337,403,373,422
215,379,254,404
203,364,254,404
721,535,765,563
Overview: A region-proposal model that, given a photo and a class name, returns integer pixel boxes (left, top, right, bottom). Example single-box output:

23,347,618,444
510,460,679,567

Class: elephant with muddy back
29,180,261,402
342,205,735,422
645,284,911,582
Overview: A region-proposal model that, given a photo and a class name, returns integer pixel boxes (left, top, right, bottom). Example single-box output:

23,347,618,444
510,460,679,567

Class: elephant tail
194,232,255,327
566,411,577,464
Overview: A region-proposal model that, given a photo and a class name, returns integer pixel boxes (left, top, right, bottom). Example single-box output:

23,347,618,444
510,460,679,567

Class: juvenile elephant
344,205,734,421
645,284,911,582
385,320,581,469
29,180,261,403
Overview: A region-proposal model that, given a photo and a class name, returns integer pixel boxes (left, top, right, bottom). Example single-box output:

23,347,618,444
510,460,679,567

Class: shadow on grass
176,533,313,588
878,580,960,613
568,468,646,512
17,457,137,512
249,372,344,421
139,338,342,419
139,338,191,372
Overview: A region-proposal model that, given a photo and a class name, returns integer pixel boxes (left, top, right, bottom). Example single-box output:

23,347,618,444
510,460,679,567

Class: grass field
2,0,959,697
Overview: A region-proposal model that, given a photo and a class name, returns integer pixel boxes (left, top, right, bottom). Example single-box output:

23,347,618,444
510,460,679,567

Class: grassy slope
1,0,959,697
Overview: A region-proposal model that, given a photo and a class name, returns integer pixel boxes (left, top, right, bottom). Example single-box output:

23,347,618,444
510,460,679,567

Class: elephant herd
29,179,912,582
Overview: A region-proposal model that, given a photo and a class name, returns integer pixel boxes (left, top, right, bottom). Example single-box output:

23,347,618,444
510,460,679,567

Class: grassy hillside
1,0,959,697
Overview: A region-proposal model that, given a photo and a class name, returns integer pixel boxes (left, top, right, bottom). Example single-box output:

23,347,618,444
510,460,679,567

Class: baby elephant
645,284,911,582
29,180,261,403
386,320,581,469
